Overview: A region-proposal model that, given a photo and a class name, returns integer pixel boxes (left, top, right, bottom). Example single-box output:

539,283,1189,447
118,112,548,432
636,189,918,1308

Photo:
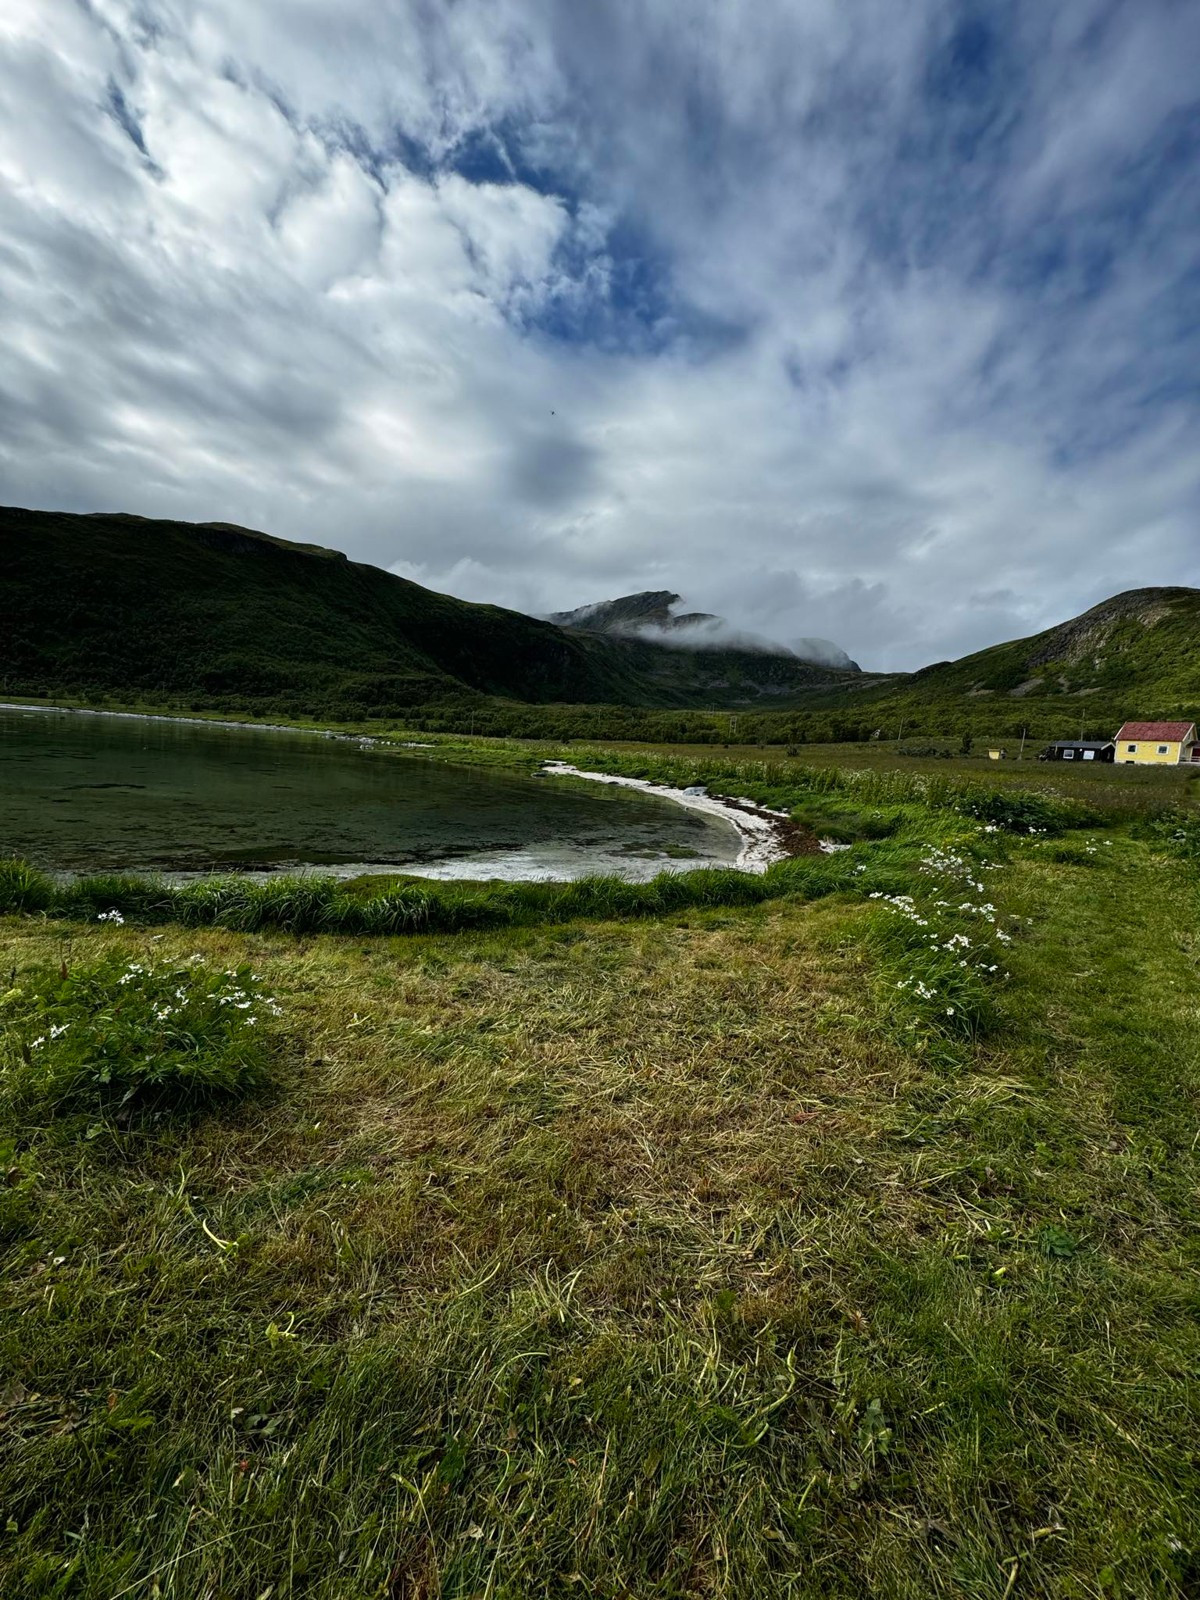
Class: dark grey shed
1038,741,1115,763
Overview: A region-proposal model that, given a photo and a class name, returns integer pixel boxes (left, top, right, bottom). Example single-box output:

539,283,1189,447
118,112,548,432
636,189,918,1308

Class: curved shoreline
541,761,798,874
3,702,800,881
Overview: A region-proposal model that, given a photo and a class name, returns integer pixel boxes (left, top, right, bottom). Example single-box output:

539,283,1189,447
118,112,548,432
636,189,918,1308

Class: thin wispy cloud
1,0,1196,667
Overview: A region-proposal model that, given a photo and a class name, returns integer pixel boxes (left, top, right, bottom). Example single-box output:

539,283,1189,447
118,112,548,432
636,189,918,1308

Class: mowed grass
1,833,1198,1597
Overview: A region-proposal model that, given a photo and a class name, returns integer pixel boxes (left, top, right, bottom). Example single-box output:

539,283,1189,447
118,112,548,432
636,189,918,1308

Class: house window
1083,750,1094,760
1158,745,1169,754
1127,744,1137,752
1063,749,1074,759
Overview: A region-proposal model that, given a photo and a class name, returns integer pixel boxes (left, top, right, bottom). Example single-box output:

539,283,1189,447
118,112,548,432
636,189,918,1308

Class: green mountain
822,587,1200,743
6,506,1194,739
0,506,857,716
898,588,1200,699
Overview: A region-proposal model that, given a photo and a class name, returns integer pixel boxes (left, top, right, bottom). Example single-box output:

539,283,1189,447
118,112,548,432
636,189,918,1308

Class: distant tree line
26,680,1148,751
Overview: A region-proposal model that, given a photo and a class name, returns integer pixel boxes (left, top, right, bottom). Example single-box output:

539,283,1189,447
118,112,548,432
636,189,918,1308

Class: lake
0,708,742,881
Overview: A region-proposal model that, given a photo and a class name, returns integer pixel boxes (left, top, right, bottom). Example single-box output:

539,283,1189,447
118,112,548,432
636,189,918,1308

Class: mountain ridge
4,505,1197,735
549,591,721,634
882,586,1200,701
0,506,858,716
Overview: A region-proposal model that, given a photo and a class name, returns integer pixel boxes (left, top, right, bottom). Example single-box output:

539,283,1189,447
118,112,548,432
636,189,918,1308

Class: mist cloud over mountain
548,590,859,668
632,623,858,671
2,2,1197,668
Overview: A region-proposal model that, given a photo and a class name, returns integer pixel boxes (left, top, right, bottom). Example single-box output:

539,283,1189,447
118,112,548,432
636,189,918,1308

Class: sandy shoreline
541,762,798,874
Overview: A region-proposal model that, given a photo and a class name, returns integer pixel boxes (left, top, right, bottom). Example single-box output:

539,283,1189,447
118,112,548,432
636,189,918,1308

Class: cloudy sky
2,1,1197,668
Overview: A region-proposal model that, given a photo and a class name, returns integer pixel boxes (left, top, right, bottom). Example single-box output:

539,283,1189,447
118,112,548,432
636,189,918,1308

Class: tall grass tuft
0,859,54,914
0,842,999,943
57,872,175,922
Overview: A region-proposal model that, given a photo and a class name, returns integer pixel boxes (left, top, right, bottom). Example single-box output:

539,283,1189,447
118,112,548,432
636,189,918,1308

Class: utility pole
1019,726,1027,761
897,719,905,746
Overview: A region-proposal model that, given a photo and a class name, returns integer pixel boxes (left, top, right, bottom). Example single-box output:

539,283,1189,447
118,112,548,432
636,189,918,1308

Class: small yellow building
1114,720,1199,765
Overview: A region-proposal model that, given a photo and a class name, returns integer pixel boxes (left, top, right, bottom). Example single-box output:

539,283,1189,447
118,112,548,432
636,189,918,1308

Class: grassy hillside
2,747,1197,1596
822,587,1200,744
906,587,1200,700
0,507,857,716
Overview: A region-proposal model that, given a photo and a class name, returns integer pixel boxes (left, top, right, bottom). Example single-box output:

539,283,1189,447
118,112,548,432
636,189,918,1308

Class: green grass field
2,742,1198,1597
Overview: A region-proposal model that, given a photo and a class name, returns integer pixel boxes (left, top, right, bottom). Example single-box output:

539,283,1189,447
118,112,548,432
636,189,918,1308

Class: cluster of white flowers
918,845,1000,895
29,1022,70,1051
868,839,1025,1019
950,900,998,920
117,958,282,1031
868,891,929,928
96,909,125,924
895,977,938,1002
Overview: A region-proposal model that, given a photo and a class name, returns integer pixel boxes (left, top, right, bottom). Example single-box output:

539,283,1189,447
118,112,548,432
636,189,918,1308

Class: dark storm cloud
0,0,1197,666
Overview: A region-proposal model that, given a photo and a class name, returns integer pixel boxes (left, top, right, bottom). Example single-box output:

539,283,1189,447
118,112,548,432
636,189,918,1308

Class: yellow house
1114,720,1199,765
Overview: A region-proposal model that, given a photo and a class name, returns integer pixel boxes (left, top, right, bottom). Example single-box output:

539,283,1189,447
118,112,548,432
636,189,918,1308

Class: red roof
1115,721,1196,742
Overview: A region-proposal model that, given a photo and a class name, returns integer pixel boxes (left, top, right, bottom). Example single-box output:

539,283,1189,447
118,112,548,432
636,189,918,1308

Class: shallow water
0,708,741,880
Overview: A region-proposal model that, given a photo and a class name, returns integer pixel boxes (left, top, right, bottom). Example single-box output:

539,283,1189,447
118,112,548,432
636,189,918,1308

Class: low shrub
0,953,280,1117
1133,809,1200,861
955,787,1096,836
787,797,909,844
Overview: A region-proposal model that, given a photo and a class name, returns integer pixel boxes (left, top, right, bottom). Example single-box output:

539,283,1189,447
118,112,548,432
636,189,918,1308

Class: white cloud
0,0,1197,671
276,155,382,289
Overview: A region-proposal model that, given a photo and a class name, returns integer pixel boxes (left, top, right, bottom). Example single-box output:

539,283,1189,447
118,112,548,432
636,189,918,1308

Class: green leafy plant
1,953,281,1116
1037,1224,1080,1260
956,787,1094,835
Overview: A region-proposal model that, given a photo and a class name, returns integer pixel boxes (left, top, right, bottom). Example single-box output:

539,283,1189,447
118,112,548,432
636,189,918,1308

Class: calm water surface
0,709,740,880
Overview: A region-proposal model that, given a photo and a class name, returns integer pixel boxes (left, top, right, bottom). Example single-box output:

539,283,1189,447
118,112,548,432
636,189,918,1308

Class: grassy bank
2,750,1198,1597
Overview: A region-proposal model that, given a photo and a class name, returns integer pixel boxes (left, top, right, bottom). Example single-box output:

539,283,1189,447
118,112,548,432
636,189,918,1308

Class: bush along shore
3,753,1199,1597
